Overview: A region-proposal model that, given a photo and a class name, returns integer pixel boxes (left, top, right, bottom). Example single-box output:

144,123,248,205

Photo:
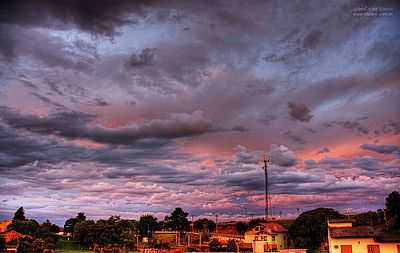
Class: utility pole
215,214,218,233
263,154,270,221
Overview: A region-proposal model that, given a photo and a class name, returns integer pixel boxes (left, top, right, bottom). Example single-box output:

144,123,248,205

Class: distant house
0,220,12,233
327,219,400,253
153,231,181,245
0,220,34,253
244,223,288,252
1,230,32,243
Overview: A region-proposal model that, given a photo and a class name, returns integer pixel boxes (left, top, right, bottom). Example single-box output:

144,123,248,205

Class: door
341,245,353,253
397,245,400,253
367,245,380,253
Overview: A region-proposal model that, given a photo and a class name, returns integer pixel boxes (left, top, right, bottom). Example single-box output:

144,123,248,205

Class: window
340,245,352,253
255,236,258,241
367,245,380,253
272,235,275,241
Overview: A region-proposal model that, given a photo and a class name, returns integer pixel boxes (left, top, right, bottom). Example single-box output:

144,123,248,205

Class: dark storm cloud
30,92,68,110
382,120,400,135
0,107,230,145
352,156,382,172
319,157,347,169
283,131,307,145
0,124,94,169
288,102,313,122
303,30,322,49
361,143,400,155
0,0,399,219
316,147,330,155
0,118,208,188
103,165,209,184
338,120,369,135
126,48,156,68
0,0,154,35
219,165,366,195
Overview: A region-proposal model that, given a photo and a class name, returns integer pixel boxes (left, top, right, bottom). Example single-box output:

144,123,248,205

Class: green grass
56,240,88,252
56,250,93,253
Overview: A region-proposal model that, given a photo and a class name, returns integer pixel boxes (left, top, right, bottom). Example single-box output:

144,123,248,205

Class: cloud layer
0,0,399,224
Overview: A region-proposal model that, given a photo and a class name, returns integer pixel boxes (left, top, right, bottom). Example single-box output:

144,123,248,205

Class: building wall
153,232,179,245
328,237,400,253
328,222,352,228
244,233,287,250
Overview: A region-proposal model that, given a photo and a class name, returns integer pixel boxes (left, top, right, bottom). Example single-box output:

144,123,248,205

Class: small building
0,220,12,233
153,231,181,245
244,223,288,252
0,230,33,253
327,219,400,253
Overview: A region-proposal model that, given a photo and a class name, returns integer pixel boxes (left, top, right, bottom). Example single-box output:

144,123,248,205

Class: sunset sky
0,0,399,225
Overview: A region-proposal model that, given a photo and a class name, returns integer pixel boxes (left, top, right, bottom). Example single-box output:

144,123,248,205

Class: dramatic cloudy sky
0,0,399,225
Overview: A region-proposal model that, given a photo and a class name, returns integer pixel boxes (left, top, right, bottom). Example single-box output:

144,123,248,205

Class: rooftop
246,222,288,234
330,226,375,238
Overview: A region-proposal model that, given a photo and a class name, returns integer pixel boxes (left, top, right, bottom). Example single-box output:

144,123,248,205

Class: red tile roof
330,226,375,238
0,220,11,233
247,223,288,234
1,230,32,243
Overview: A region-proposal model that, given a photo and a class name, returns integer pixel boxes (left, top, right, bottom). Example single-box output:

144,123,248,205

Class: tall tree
194,218,216,233
8,219,39,236
77,212,86,222
288,208,344,251
138,215,159,237
235,222,248,235
13,207,26,221
164,208,189,231
64,212,87,234
386,191,400,228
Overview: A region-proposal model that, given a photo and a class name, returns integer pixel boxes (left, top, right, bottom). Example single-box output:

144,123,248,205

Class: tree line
0,191,398,253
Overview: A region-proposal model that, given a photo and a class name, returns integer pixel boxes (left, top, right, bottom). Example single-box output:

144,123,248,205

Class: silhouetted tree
194,218,216,233
64,212,87,235
288,208,344,251
35,220,60,249
248,218,264,228
164,208,189,231
353,211,381,226
386,191,400,228
235,222,248,235
13,207,26,221
138,215,159,237
8,219,39,236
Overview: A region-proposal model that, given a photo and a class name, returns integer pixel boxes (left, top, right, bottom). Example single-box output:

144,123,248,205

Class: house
327,219,400,253
0,230,32,253
244,223,288,252
1,230,32,243
0,220,12,233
